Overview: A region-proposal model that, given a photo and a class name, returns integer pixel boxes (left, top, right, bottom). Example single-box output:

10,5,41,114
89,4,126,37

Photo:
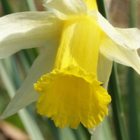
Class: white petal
100,32,140,74
89,122,103,140
0,11,63,58
93,11,137,48
44,0,88,20
0,43,58,120
91,11,140,74
89,53,112,140
97,11,140,50
99,117,113,140
95,11,124,46
89,117,113,140
97,52,112,89
115,28,140,50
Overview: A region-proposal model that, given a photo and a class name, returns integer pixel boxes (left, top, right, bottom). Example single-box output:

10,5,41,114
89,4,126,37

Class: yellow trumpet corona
34,16,111,129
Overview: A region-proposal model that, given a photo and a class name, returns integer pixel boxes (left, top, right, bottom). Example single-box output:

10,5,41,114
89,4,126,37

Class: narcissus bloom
0,0,140,131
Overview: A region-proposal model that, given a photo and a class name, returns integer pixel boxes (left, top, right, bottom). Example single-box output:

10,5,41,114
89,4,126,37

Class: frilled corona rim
35,65,97,93
34,65,111,129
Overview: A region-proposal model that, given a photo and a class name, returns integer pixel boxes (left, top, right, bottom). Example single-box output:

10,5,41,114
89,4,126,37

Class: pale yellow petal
0,11,63,58
44,0,88,20
96,11,140,50
0,43,58,120
115,28,140,50
91,11,124,46
91,11,140,74
89,122,103,140
97,52,112,89
100,33,140,74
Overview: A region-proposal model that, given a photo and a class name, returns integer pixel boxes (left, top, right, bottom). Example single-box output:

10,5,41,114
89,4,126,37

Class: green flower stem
96,0,108,19
127,68,140,140
1,0,13,14
128,0,140,140
108,64,128,140
96,1,128,140
129,0,136,27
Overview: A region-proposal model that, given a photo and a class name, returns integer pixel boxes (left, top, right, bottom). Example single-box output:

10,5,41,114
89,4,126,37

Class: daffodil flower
0,0,140,131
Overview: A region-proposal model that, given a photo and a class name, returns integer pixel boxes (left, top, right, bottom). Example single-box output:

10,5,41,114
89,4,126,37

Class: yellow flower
0,0,140,131
34,14,111,129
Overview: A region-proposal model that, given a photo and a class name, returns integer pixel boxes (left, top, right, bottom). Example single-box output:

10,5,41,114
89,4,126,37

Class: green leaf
26,0,36,11
108,64,128,140
127,1,140,139
0,58,44,140
99,117,113,140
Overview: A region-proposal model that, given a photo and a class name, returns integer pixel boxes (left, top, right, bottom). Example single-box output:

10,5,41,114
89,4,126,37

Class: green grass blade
96,0,108,19
128,0,140,139
18,51,31,74
1,0,13,14
71,125,90,140
127,68,140,140
59,128,77,140
108,64,128,140
0,59,44,140
129,0,137,27
99,117,113,140
26,0,36,11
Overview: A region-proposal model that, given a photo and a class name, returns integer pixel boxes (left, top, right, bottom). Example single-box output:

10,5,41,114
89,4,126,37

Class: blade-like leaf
127,0,140,139
0,59,44,140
